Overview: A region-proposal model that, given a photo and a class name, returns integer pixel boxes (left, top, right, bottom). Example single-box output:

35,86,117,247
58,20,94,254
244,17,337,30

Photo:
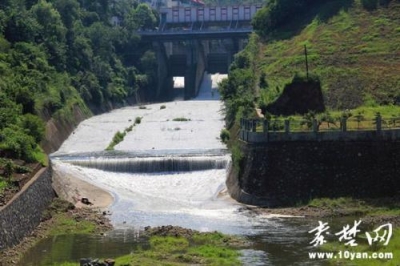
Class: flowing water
20,73,328,265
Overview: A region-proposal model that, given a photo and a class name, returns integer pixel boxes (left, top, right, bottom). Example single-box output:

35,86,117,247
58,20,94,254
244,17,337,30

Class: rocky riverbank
0,198,112,265
249,196,400,227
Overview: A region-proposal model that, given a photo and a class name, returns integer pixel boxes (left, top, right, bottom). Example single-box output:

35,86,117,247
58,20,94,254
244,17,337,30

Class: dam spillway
55,154,230,173
50,73,255,232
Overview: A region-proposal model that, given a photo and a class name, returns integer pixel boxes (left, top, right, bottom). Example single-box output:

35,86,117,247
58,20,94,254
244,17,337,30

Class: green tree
30,0,67,70
126,3,157,30
21,113,45,143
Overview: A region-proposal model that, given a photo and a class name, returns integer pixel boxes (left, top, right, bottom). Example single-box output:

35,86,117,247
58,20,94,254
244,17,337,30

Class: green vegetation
251,0,400,112
307,197,400,217
160,105,166,109
0,158,33,195
135,116,142,124
0,0,159,170
106,117,142,150
220,128,230,143
0,179,8,193
50,231,243,266
121,232,242,265
49,213,96,235
173,117,191,121
221,0,400,133
39,198,99,235
106,131,126,151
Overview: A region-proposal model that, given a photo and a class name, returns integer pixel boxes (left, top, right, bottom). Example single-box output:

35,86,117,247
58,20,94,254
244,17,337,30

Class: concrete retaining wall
0,167,55,250
227,141,400,207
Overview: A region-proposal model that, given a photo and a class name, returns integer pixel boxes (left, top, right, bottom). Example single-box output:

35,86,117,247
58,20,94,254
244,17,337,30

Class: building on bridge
150,0,205,9
138,4,262,100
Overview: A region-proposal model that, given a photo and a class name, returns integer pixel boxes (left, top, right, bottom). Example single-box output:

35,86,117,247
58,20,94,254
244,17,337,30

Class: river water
20,73,327,265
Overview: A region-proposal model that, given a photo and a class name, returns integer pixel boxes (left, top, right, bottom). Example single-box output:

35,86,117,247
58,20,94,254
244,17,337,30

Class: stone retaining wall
227,140,400,207
0,167,55,250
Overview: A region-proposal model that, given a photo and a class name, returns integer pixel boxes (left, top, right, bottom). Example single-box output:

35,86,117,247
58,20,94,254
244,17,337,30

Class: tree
53,0,80,30
125,3,157,31
30,0,67,70
21,113,45,143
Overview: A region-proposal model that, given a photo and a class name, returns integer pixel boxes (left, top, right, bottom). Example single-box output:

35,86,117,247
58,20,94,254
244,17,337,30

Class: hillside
254,0,400,110
0,0,158,199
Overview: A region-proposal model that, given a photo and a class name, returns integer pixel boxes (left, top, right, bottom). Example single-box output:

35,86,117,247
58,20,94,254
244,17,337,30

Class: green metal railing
240,114,400,135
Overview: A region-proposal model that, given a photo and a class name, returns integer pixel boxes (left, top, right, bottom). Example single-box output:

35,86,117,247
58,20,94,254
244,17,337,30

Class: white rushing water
52,73,280,234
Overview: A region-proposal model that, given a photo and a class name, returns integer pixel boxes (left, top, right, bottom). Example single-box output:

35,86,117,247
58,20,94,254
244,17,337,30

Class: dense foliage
0,0,158,168
219,35,259,127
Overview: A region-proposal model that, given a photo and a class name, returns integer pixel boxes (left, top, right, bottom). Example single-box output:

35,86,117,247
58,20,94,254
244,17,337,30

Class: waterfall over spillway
51,73,270,234
59,154,230,173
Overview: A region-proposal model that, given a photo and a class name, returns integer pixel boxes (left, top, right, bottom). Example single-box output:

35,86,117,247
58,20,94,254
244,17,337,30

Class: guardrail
239,114,400,143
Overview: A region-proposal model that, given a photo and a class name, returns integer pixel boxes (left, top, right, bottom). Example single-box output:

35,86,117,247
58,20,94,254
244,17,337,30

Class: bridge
138,5,262,100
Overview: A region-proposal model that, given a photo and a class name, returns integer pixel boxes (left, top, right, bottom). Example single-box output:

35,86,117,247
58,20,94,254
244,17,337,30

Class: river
20,73,327,265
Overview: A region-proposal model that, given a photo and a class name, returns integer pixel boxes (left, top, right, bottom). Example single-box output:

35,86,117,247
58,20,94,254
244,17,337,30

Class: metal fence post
341,117,347,132
312,119,318,133
284,119,290,134
376,113,382,133
263,120,268,133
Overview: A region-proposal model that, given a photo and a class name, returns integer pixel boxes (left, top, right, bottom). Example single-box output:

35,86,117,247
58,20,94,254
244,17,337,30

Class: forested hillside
220,0,400,127
0,0,158,187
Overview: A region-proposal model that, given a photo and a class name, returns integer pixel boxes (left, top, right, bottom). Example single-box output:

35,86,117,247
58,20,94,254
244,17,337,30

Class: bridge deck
139,20,252,41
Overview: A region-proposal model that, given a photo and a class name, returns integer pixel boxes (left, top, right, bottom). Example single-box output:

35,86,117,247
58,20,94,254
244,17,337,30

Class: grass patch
112,233,242,266
48,213,96,235
31,146,48,166
43,199,99,236
172,117,191,122
0,179,8,193
307,197,400,217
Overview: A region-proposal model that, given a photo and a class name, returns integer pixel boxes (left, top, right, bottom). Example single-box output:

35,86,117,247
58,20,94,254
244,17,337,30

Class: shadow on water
18,232,145,266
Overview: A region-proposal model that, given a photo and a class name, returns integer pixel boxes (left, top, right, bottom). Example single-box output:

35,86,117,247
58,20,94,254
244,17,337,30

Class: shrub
173,117,190,121
220,129,230,143
126,124,134,132
106,130,126,150
160,105,166,109
135,117,142,124
0,126,37,162
21,113,45,143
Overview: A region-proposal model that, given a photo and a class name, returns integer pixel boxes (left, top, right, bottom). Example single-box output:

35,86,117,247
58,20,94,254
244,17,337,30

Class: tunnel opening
172,76,185,100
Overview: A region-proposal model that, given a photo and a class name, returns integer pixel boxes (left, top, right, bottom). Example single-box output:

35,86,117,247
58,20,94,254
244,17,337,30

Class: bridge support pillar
184,40,206,99
154,41,173,100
